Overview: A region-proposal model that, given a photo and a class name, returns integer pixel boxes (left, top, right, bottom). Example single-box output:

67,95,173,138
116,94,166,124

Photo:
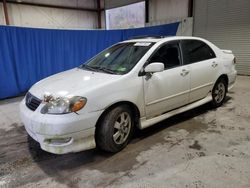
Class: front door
143,41,190,119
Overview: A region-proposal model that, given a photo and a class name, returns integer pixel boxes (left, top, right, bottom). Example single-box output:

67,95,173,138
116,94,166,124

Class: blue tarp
0,22,179,99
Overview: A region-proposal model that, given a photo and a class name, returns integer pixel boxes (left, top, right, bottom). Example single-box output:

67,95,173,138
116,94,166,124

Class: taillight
233,57,236,64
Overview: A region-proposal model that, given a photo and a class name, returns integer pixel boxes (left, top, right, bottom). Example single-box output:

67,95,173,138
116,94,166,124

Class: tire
211,78,227,107
96,105,134,153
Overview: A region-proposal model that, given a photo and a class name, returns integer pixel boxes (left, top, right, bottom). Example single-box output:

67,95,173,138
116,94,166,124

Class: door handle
180,69,189,76
212,61,218,68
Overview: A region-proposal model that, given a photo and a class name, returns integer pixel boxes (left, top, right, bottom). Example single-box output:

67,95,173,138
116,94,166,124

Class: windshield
80,42,154,75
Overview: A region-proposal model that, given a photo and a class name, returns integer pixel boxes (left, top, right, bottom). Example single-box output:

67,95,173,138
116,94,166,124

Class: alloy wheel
113,112,132,145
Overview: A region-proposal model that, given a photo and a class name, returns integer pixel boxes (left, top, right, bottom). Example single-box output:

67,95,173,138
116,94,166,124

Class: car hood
29,68,119,99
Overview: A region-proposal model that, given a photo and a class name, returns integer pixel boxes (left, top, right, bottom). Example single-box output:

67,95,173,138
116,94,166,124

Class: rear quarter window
181,40,216,64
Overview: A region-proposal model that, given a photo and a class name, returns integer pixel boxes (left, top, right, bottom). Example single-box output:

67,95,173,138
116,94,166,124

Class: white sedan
20,36,237,154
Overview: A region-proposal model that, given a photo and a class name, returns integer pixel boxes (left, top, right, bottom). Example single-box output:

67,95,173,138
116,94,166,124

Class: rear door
180,39,218,102
143,40,190,118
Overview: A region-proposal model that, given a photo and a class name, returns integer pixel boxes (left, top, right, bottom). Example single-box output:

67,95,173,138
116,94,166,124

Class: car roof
121,36,205,44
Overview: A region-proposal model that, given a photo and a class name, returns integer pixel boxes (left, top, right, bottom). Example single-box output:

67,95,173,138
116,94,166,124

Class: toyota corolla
20,36,237,154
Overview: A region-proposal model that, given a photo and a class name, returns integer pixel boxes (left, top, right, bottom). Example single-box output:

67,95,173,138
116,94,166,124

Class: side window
181,40,216,65
149,41,181,69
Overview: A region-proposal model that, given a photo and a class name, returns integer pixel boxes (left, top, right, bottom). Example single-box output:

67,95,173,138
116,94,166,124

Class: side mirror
144,62,164,73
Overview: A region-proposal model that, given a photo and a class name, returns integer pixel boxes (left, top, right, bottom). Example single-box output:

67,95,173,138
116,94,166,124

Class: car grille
25,92,42,111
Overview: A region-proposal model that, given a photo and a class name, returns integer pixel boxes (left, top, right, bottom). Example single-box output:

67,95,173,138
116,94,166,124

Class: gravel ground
0,76,250,188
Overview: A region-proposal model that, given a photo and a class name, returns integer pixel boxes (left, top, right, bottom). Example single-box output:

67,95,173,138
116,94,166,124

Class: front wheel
211,78,227,107
96,105,134,153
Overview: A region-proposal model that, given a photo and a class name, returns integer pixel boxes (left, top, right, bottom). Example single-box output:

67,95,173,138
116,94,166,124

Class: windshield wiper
96,67,117,74
81,64,117,74
81,64,97,72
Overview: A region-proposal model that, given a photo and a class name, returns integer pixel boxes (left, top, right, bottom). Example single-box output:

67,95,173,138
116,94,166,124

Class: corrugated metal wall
193,0,250,75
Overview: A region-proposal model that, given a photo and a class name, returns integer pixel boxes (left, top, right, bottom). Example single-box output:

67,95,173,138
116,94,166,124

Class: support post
145,0,149,23
188,0,194,17
3,0,10,25
97,0,101,28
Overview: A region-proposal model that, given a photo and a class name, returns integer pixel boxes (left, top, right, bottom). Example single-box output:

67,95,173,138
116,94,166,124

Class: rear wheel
211,78,227,107
96,105,134,153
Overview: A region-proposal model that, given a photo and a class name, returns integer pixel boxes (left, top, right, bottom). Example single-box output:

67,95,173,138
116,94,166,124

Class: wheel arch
95,101,141,129
215,74,229,91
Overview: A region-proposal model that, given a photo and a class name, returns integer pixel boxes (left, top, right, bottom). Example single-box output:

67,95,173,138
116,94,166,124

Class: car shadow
28,135,113,166
27,136,114,187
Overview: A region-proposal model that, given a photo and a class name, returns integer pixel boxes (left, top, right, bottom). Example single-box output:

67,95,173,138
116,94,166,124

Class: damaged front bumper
19,98,103,154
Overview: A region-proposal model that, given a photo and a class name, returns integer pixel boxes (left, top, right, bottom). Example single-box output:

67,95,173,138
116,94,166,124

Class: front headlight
41,96,87,114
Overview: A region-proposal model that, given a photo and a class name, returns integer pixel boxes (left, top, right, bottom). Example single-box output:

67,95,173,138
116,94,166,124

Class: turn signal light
71,99,86,112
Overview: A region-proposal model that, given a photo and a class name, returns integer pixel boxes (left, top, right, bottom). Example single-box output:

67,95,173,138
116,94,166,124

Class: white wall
146,17,193,36
146,0,192,36
8,4,97,29
0,0,101,29
149,0,189,22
